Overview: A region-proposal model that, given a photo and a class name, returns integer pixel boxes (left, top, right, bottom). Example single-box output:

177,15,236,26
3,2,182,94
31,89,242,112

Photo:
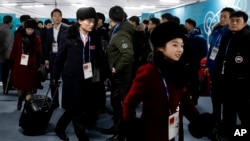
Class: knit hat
20,15,31,22
76,7,96,20
24,19,37,29
150,21,185,51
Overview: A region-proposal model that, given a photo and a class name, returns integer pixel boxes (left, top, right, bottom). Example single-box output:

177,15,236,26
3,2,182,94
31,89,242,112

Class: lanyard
157,68,171,114
80,33,91,63
224,38,231,56
214,34,223,46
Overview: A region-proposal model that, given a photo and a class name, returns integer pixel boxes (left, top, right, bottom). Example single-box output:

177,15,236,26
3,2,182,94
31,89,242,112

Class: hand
5,59,14,67
204,68,210,76
50,79,58,87
112,67,116,74
123,118,144,140
45,60,49,69
104,78,111,91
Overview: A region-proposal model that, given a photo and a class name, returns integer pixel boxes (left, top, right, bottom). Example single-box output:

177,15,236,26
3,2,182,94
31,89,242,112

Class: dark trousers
110,81,130,136
222,80,250,135
93,81,106,112
55,109,89,141
2,60,11,94
210,76,224,123
190,69,200,104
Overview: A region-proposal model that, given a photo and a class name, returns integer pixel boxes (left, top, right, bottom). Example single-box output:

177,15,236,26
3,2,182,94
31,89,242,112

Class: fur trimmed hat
150,21,185,51
76,7,96,20
20,15,31,22
24,19,37,29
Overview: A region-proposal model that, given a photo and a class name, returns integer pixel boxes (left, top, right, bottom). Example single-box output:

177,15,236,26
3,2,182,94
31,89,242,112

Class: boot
17,97,23,110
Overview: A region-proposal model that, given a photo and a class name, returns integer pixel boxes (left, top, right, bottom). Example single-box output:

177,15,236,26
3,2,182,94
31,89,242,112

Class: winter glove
123,118,145,141
50,79,58,87
188,112,216,139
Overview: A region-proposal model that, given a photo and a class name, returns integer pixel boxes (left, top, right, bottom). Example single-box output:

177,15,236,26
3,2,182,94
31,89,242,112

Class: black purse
38,64,48,82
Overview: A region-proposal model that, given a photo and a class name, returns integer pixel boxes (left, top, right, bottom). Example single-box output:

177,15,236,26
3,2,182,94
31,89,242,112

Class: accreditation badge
52,43,58,53
20,54,29,66
209,46,219,60
169,111,179,140
83,62,93,79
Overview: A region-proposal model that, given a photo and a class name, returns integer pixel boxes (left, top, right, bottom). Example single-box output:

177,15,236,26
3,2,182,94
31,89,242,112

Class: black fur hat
20,15,31,22
24,19,37,29
150,21,185,51
76,7,96,20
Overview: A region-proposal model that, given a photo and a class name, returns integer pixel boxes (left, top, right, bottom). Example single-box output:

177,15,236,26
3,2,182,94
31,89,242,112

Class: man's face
229,16,246,32
78,18,96,33
219,11,231,26
52,11,62,25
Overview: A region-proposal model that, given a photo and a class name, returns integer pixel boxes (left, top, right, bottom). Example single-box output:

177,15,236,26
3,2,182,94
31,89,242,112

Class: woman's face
158,38,184,61
25,28,34,35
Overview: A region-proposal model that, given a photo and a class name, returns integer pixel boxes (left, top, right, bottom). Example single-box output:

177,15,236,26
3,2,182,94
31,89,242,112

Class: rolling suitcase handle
40,81,61,110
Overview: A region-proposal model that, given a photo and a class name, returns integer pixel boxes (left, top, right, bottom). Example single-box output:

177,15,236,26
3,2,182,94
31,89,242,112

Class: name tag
169,111,179,140
20,54,29,66
83,62,93,79
209,46,219,60
52,43,58,53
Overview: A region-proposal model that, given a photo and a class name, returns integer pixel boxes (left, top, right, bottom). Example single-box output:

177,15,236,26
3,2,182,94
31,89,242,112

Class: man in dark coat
214,11,250,139
51,7,104,141
44,8,68,109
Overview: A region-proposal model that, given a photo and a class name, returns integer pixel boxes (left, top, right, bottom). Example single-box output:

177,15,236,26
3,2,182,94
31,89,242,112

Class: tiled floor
0,80,214,141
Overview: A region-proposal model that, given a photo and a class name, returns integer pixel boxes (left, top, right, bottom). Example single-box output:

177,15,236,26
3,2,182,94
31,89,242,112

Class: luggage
19,86,58,135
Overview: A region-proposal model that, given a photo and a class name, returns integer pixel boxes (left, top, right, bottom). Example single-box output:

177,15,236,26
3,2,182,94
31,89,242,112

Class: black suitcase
19,86,58,135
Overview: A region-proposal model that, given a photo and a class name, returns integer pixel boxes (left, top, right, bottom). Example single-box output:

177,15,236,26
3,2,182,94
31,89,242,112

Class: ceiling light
21,5,33,8
2,3,17,6
125,5,155,9
34,4,45,7
160,0,180,3
140,5,155,9
124,6,142,9
71,3,88,7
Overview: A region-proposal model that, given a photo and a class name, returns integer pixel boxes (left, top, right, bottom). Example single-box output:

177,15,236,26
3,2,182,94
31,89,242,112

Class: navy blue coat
51,24,104,110
44,23,68,72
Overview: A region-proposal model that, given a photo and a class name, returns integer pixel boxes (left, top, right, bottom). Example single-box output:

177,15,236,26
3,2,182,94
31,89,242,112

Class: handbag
38,64,48,82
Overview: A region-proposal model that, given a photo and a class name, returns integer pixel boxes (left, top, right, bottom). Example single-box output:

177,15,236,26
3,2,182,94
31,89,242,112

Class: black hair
143,19,149,25
149,17,160,26
109,5,125,22
96,12,106,23
161,13,174,21
3,15,12,24
51,8,62,17
129,16,140,25
185,18,196,27
221,7,235,14
173,16,180,24
38,21,43,25
230,10,248,22
44,19,52,25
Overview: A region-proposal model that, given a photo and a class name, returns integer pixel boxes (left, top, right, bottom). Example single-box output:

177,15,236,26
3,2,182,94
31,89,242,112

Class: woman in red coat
9,19,42,110
122,22,206,141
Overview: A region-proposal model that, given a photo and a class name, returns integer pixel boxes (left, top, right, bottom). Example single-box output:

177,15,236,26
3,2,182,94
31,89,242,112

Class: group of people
0,4,250,141
205,7,250,139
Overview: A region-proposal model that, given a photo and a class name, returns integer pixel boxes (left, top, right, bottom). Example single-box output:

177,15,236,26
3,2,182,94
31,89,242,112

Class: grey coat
0,23,13,63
